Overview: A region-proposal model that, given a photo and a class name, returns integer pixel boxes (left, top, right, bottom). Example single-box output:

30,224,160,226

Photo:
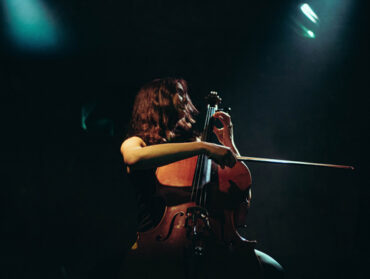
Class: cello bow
237,156,354,170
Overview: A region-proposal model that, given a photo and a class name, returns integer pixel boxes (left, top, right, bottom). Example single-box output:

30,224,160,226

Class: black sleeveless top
128,168,192,232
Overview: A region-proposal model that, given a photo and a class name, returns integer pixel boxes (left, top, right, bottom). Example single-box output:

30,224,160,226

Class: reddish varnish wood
156,156,198,187
217,161,252,193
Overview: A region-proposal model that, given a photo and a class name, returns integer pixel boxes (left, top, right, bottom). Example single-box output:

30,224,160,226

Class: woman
120,78,283,278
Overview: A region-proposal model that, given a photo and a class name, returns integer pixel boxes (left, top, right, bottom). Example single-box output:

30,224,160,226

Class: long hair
127,78,199,145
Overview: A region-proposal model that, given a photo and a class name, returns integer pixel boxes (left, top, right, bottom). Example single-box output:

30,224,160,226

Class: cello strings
192,105,210,204
204,106,216,207
199,106,214,207
193,107,209,204
191,103,215,207
198,107,211,205
192,153,204,202
190,158,198,201
191,106,209,202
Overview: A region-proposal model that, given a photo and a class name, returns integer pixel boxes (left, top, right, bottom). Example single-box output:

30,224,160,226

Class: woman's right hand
202,142,237,168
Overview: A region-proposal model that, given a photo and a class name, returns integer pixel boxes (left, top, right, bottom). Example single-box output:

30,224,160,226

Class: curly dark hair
127,78,199,145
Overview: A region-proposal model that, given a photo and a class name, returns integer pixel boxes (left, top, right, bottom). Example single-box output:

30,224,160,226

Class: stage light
290,3,319,39
299,24,315,39
307,30,315,38
306,30,315,38
2,0,60,50
300,3,319,24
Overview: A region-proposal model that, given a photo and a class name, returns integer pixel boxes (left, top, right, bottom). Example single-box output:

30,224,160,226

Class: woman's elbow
120,139,146,171
122,152,140,167
123,151,147,172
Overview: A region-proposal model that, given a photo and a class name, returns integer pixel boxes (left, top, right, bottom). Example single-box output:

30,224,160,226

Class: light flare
300,3,319,24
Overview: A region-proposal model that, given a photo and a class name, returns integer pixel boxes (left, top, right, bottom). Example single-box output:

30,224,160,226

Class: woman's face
174,82,187,112
176,82,185,103
174,82,192,130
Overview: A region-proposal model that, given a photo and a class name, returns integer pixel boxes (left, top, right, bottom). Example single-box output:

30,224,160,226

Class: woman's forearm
124,141,206,171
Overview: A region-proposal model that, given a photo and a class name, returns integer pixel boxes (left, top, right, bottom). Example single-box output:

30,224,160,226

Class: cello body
123,156,263,279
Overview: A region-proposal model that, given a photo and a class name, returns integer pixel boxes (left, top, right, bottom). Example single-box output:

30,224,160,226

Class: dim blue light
3,0,60,50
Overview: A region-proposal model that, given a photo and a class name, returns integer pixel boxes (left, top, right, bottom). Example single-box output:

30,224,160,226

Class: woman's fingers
213,111,232,127
213,125,223,137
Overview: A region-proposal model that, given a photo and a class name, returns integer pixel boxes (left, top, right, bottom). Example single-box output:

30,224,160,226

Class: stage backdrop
1,0,368,278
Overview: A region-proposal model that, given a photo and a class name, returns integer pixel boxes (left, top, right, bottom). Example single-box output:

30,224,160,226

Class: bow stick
237,156,354,170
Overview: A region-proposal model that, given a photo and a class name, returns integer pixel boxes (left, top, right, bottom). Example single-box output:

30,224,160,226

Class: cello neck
190,91,222,206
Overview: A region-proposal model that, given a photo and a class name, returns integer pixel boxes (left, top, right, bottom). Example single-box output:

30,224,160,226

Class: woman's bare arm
121,136,236,172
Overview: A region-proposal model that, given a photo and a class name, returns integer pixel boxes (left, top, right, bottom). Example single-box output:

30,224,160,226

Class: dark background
1,0,368,278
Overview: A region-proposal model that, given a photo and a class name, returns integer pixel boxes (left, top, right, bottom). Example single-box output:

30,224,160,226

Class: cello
124,91,263,278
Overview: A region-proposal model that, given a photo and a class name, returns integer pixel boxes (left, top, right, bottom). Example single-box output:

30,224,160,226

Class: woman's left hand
212,111,234,148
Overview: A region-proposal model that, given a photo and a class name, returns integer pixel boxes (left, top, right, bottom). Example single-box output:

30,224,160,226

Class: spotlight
300,3,319,24
291,3,319,39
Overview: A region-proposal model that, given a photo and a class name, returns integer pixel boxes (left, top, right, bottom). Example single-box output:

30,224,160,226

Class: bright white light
307,30,315,38
300,3,319,24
